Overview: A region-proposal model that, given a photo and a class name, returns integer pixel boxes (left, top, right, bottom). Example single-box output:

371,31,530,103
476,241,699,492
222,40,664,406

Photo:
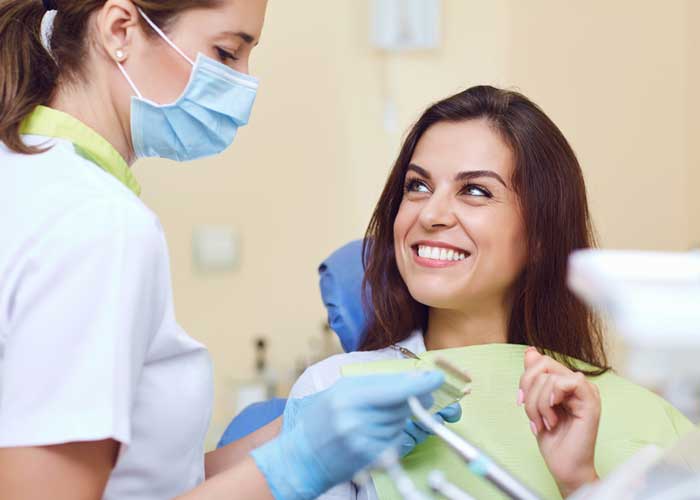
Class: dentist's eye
461,184,492,198
405,178,431,194
215,46,239,63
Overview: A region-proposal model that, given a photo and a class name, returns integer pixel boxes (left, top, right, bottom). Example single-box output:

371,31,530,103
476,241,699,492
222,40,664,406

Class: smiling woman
363,86,605,371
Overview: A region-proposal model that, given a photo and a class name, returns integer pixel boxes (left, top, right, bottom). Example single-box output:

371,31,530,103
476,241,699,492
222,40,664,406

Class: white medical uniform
0,106,213,499
289,330,427,500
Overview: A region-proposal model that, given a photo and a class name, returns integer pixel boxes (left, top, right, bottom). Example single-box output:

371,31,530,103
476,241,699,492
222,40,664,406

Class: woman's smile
411,240,471,268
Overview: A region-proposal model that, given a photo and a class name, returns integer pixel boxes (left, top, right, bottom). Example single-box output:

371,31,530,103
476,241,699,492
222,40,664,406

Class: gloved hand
251,371,444,500
398,403,462,457
279,397,462,459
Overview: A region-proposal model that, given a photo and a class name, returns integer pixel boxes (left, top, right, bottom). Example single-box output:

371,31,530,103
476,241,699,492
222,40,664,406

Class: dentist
0,1,450,499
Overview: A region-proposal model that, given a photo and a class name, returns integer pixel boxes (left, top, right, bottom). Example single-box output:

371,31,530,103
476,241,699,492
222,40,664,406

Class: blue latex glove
398,403,463,457
251,371,444,500
280,398,462,458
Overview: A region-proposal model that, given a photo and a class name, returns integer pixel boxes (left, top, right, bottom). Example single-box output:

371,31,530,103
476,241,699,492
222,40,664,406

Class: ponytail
0,0,59,154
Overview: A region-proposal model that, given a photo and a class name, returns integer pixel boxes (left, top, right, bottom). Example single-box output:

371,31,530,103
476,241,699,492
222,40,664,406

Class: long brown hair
0,0,220,155
361,85,608,374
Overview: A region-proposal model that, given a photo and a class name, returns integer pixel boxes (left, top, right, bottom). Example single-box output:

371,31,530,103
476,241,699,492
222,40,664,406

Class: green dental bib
342,343,694,500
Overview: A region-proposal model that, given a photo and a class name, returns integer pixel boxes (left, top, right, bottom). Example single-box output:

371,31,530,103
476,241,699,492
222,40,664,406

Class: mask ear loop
116,60,143,99
136,8,195,67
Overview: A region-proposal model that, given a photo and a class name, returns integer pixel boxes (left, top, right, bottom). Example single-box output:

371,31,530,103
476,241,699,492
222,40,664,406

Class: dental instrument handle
376,449,431,500
408,397,542,500
428,471,477,500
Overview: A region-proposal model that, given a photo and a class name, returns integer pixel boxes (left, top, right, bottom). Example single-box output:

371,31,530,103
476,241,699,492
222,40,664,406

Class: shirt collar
397,330,427,355
20,106,141,196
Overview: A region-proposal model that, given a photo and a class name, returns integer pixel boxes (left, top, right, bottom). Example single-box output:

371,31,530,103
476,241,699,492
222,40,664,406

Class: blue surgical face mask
116,9,259,162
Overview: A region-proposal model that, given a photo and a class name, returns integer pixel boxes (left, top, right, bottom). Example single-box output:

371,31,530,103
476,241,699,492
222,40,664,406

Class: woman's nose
418,191,457,229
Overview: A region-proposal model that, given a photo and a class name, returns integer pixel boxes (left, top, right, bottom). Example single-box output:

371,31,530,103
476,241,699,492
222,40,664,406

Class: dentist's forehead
181,1,266,43
218,0,266,40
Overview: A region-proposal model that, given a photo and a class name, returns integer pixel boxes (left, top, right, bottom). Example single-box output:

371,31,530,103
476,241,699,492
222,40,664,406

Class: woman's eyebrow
407,163,431,179
408,164,507,188
455,170,507,187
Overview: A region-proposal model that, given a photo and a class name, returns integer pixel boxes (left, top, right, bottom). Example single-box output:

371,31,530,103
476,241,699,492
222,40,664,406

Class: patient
289,86,692,499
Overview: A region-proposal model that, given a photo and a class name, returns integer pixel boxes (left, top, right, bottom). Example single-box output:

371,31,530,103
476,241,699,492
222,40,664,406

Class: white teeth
417,245,468,262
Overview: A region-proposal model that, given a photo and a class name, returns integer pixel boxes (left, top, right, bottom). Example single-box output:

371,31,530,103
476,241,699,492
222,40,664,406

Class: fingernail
530,420,538,436
549,392,554,407
517,389,524,406
542,417,551,431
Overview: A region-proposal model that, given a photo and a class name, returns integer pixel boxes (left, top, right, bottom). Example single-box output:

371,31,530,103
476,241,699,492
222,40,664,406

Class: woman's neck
424,304,510,350
50,72,134,165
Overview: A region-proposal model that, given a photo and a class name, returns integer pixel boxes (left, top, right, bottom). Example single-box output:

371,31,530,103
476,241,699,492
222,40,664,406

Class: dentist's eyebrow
455,170,507,188
407,164,431,179
221,30,258,46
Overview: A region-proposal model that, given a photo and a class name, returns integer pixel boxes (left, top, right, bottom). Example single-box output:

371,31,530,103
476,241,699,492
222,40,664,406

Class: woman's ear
95,0,141,64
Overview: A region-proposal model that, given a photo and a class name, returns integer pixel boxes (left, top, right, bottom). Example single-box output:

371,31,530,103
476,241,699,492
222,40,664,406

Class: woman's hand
518,347,601,497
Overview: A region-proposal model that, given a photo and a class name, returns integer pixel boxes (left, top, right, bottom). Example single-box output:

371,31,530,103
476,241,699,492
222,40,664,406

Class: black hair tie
42,0,58,11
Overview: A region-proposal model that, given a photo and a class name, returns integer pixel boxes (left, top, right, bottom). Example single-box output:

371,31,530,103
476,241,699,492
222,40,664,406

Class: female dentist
0,1,451,499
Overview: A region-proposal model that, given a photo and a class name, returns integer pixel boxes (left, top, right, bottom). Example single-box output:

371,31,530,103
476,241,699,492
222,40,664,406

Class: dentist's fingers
411,402,463,435
437,403,462,423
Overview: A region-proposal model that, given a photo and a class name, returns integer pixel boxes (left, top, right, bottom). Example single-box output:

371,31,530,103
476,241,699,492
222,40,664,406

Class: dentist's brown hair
361,85,608,374
0,0,221,155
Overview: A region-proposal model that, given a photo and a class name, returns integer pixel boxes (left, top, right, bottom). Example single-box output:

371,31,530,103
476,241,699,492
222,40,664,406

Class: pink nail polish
530,420,538,436
542,417,551,431
517,389,524,406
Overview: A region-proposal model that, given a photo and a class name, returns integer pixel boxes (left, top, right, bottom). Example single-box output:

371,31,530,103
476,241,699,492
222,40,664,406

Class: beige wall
133,0,699,447
689,0,700,247
507,1,691,251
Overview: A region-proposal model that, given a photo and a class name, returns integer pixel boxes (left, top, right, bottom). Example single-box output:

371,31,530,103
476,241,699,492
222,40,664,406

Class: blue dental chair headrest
318,239,370,352
217,397,287,448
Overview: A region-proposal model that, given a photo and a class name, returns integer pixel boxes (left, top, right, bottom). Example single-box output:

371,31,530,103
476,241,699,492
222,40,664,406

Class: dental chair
217,239,369,448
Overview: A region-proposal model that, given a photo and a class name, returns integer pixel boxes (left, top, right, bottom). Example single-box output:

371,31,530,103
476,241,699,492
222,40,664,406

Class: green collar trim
20,106,141,196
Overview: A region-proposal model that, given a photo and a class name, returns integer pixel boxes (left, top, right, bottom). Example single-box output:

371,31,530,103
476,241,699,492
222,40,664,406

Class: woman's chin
410,288,470,311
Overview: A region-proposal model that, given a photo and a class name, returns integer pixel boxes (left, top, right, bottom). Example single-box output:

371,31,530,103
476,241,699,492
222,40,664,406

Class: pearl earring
115,49,125,61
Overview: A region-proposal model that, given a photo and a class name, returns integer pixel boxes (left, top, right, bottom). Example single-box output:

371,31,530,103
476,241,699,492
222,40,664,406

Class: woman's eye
462,184,492,198
405,179,430,193
215,47,239,63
